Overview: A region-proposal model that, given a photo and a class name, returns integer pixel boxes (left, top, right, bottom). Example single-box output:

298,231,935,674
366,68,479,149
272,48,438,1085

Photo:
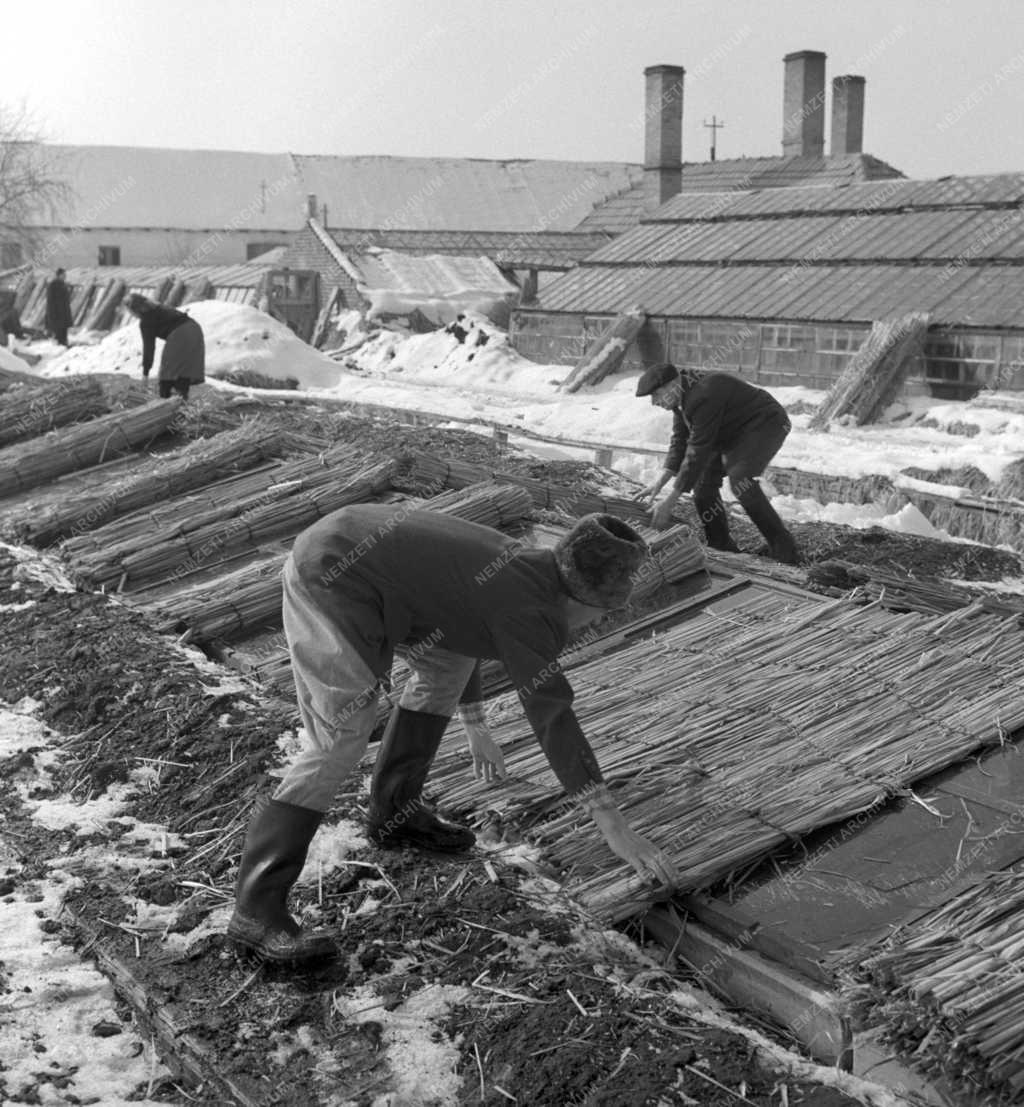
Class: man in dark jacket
227,506,678,965
44,268,72,347
635,363,799,565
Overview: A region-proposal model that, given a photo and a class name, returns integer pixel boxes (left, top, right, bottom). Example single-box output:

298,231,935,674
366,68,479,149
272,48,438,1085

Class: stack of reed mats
847,867,1024,1099
430,590,1024,923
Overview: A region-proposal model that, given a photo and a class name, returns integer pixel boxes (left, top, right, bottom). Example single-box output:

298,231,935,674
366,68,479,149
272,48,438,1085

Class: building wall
8,227,296,271
279,225,362,312
510,312,1024,398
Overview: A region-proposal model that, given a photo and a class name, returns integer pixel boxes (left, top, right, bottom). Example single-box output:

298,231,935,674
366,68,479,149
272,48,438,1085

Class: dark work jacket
139,305,192,372
45,280,72,330
289,503,603,796
665,372,789,492
0,307,24,339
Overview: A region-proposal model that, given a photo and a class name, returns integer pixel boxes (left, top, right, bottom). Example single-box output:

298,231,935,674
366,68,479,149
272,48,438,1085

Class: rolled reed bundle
156,481,536,643
0,399,182,498
853,870,1024,1093
629,525,705,603
72,456,397,590
25,421,286,547
0,376,109,448
429,593,1024,922
62,442,366,558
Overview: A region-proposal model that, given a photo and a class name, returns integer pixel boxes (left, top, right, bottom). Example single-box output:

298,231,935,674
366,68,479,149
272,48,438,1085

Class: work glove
581,783,678,886
458,702,507,783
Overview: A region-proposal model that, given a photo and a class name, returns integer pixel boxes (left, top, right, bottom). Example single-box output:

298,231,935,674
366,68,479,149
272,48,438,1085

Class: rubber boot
735,482,800,566
693,491,741,553
367,706,474,852
226,798,337,965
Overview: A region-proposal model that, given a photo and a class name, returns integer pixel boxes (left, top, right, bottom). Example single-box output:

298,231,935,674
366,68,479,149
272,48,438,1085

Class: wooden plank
642,905,853,1070
65,913,268,1105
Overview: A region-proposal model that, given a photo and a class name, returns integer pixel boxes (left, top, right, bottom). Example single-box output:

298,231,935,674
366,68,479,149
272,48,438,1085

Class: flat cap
635,362,679,397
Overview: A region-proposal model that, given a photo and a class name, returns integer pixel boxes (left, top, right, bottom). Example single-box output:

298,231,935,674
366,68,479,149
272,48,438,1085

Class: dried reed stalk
0,399,182,498
23,420,286,547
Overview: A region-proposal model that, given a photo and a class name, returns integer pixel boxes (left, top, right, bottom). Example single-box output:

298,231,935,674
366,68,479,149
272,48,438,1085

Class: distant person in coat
226,506,679,966
44,268,72,347
125,294,205,400
0,290,25,346
634,363,800,565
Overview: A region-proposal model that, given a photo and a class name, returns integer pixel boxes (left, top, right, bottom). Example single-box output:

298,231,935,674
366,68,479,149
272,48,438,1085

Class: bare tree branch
0,102,74,262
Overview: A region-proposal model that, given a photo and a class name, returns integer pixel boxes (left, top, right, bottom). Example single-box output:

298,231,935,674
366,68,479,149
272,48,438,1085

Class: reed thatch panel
401,451,650,522
24,421,287,548
429,592,1024,922
61,443,367,559
809,312,930,429
68,454,397,590
0,399,182,498
155,482,536,642
0,375,139,450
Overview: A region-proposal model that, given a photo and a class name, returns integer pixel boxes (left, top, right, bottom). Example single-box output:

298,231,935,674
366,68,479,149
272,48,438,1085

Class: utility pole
703,116,725,162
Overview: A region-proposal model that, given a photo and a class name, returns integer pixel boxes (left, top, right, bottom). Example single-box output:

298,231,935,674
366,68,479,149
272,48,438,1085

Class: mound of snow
0,346,30,373
36,302,345,391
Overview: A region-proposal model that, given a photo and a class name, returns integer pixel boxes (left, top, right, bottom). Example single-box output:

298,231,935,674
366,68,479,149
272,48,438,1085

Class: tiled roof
534,173,1024,328
324,227,612,270
26,145,644,234
62,262,272,289
295,155,643,232
574,153,905,234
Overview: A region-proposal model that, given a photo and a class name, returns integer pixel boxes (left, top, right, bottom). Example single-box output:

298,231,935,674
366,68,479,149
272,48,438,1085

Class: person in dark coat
0,290,25,345
125,294,205,400
635,363,799,565
44,268,72,347
226,506,678,965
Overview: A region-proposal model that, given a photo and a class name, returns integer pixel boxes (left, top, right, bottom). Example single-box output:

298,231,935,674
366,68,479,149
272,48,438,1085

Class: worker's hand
459,704,507,783
632,481,662,506
602,823,678,886
582,785,678,886
650,492,680,531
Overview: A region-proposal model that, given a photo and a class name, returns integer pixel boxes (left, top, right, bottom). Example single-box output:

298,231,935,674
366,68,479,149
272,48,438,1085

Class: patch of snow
339,982,469,1106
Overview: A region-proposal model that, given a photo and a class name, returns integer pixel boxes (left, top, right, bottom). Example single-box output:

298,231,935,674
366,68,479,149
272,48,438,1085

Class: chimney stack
831,75,865,155
644,64,685,212
782,50,826,157
306,193,318,220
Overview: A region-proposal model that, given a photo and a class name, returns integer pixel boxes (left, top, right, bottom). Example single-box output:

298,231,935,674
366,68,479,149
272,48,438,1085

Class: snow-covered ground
14,302,1024,544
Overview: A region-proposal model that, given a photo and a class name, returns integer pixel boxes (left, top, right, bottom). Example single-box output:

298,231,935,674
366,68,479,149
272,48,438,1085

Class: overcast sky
8,0,1024,180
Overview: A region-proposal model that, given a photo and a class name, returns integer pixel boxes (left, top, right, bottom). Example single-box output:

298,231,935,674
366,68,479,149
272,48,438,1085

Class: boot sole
228,935,338,967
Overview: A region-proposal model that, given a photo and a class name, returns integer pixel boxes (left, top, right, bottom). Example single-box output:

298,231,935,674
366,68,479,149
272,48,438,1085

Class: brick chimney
306,193,318,220
831,75,865,155
782,50,826,157
644,64,685,212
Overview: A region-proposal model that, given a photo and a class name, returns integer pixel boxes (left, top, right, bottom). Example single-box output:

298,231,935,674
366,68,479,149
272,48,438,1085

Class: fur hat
553,514,648,609
635,362,679,397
